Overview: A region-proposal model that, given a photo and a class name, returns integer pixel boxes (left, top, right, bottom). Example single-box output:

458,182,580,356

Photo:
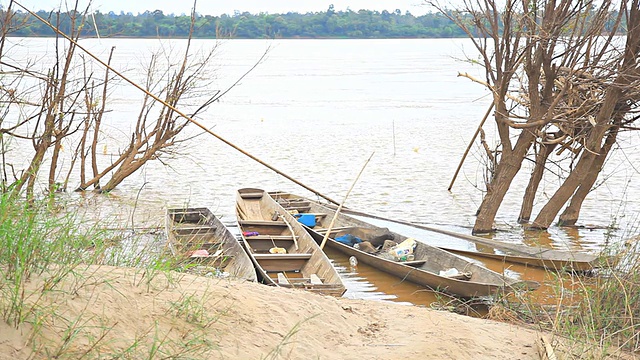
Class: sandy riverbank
0,265,634,360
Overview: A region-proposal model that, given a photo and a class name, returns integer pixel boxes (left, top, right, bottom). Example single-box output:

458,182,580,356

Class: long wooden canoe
235,188,346,297
311,203,610,272
166,207,257,282
270,191,537,298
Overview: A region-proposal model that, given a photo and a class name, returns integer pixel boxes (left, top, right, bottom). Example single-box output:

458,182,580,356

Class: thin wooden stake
392,119,396,157
448,102,494,191
15,2,341,206
320,152,375,250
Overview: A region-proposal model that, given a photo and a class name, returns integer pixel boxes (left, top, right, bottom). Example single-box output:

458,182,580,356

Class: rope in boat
277,212,299,250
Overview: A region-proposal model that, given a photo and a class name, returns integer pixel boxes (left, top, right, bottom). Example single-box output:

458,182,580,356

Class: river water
5,37,640,305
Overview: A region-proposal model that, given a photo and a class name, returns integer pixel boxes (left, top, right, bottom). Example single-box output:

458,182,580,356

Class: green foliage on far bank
7,7,467,38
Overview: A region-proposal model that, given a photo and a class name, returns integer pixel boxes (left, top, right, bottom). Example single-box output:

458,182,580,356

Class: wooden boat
317,205,609,272
235,188,346,297
165,207,257,282
269,191,539,298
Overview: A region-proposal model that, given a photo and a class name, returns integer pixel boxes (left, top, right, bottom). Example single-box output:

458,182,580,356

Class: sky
9,0,437,16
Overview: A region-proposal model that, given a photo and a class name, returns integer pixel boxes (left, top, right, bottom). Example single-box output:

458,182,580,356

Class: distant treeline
7,6,468,38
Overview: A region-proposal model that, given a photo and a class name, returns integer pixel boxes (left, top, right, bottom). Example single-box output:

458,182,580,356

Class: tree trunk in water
99,160,146,192
90,48,113,189
558,127,619,226
473,84,541,234
474,148,532,233
48,137,62,193
98,147,159,192
531,158,586,229
519,142,557,223
544,6,640,228
531,88,624,229
79,117,89,186
15,113,55,196
18,145,48,199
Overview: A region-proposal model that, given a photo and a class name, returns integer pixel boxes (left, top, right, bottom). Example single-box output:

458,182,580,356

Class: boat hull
270,192,537,298
340,208,610,272
166,207,257,282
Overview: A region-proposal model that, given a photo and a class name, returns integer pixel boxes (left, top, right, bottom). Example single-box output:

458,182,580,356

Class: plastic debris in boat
439,268,472,280
349,256,358,267
388,238,417,261
269,247,287,254
294,213,316,227
190,249,210,258
335,234,363,246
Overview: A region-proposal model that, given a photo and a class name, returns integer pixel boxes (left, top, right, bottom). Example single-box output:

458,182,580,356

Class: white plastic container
388,238,417,260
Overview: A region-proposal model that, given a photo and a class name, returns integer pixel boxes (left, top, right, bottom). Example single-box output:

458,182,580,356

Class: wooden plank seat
282,277,326,284
169,210,208,218
315,226,353,233
246,241,295,253
173,241,224,249
268,191,291,197
171,209,205,214
279,199,310,205
275,273,326,285
182,254,234,267
244,235,295,241
283,206,311,212
253,254,312,260
169,212,209,223
238,220,287,226
173,225,216,235
255,253,313,273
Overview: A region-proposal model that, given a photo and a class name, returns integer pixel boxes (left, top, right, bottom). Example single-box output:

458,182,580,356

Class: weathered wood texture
165,207,257,282
236,188,346,297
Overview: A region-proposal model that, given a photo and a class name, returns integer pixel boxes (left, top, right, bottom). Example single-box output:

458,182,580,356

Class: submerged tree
74,10,222,192
0,1,256,197
435,0,640,233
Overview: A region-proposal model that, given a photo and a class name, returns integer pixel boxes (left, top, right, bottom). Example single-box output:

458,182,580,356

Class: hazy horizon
10,0,435,16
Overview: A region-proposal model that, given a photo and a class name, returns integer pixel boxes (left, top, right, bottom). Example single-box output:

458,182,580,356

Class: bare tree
10,5,90,198
435,0,640,233
1,2,256,197
532,5,640,228
75,9,221,192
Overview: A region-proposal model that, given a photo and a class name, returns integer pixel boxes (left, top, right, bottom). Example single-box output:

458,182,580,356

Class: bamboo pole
447,102,494,191
14,2,342,206
319,152,374,250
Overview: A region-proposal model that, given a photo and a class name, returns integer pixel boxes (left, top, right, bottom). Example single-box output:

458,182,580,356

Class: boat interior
167,208,230,266
237,190,332,288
